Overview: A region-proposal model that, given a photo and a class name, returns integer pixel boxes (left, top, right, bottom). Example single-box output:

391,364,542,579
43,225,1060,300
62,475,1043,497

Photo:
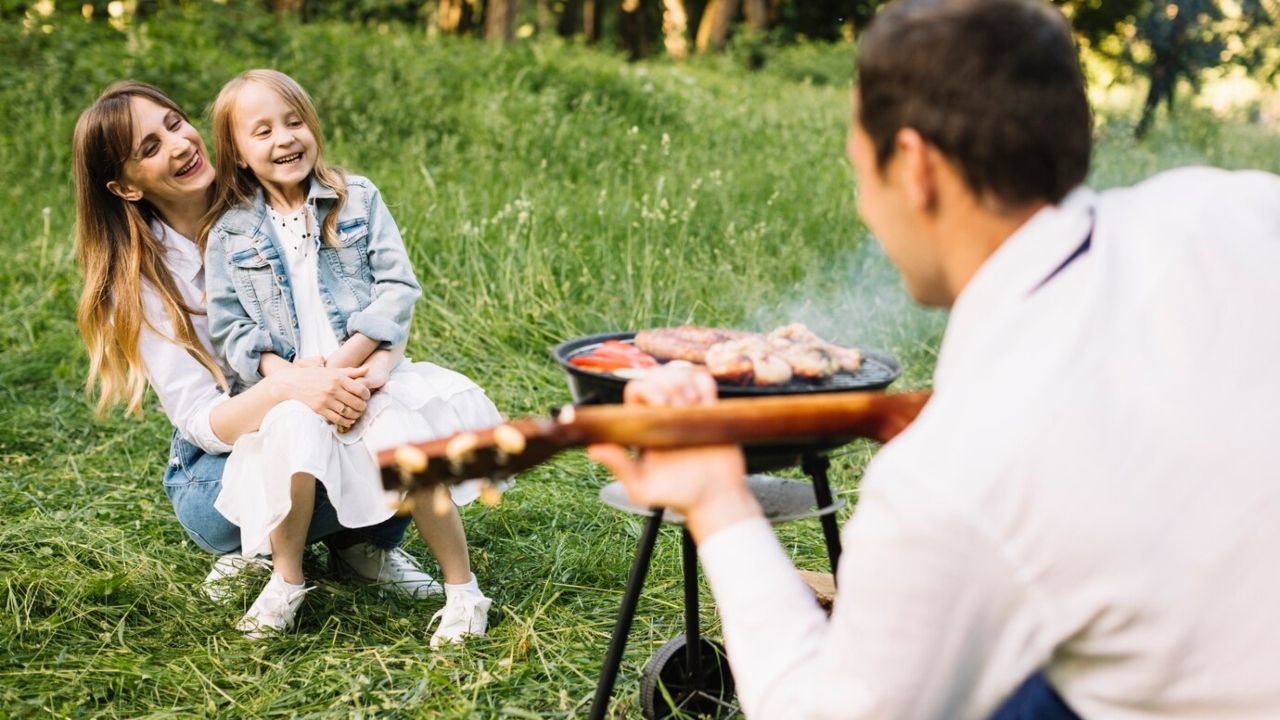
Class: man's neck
939,198,1046,304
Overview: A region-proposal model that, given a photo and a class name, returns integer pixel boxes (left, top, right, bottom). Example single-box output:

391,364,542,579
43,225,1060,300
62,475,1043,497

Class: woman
71,81,440,616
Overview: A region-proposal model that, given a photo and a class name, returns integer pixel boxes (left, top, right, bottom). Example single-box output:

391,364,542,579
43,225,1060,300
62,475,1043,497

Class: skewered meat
705,336,793,386
634,326,750,364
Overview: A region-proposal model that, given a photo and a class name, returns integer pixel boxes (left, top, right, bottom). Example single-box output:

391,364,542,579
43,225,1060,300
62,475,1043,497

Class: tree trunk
439,0,476,34
537,0,552,32
743,0,766,31
695,0,739,52
485,0,517,41
558,0,580,36
583,0,603,43
661,0,689,58
619,0,649,59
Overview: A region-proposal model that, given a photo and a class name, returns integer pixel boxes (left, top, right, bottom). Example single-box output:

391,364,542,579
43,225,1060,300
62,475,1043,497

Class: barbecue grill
555,331,901,473
553,331,902,720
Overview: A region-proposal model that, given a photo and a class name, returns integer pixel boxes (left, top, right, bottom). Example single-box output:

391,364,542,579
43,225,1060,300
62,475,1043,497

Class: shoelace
250,583,312,626
382,550,433,581
430,596,482,629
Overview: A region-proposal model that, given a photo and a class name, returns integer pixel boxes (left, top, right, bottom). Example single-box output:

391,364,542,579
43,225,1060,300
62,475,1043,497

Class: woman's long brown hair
201,69,348,249
73,81,226,417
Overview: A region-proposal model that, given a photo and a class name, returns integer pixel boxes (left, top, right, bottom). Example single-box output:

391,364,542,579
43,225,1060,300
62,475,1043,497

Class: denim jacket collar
220,175,338,236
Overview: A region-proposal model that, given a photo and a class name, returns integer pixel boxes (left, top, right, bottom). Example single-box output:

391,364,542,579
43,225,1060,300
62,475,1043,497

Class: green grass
2,8,1279,718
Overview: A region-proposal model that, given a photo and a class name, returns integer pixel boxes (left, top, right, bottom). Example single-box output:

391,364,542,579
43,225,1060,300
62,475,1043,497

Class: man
589,0,1280,717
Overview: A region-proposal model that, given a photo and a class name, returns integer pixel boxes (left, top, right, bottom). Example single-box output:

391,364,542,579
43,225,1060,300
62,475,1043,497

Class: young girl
202,69,498,646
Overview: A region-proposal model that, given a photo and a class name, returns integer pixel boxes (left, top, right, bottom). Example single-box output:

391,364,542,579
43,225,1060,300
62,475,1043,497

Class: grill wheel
639,634,737,720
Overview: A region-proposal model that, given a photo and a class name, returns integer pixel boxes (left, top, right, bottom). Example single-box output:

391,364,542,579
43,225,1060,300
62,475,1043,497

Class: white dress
214,206,502,558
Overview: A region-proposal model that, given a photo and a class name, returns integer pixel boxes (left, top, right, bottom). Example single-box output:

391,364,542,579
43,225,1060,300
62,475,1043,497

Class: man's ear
894,128,938,213
106,180,143,202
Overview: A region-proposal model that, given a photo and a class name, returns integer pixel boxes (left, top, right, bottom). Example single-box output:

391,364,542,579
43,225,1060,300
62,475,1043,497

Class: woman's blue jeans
163,430,410,555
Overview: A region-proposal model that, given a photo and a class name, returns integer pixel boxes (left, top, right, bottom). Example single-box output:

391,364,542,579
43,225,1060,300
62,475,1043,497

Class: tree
694,0,739,51
557,0,603,42
438,0,477,34
660,0,690,58
618,0,651,59
1131,0,1277,138
484,0,517,41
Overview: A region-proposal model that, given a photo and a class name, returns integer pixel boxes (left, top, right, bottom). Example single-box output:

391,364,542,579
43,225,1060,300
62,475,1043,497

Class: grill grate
554,331,905,471
554,331,901,403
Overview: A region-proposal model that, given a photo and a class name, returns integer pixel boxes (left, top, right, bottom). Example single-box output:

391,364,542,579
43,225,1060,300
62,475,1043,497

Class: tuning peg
391,493,415,515
492,424,526,465
393,444,429,488
493,424,526,454
432,483,452,516
445,432,480,475
479,480,503,507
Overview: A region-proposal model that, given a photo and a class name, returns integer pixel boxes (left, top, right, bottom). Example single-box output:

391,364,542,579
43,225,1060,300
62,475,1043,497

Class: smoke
749,234,948,373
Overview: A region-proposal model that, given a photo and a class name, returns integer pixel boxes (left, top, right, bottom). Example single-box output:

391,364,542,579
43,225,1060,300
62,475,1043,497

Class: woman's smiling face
109,96,214,207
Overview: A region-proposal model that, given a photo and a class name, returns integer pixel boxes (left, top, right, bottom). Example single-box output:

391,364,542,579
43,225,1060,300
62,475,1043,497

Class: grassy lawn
2,9,1278,718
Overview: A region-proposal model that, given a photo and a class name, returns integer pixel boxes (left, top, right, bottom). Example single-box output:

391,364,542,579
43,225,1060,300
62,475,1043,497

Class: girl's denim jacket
205,174,422,390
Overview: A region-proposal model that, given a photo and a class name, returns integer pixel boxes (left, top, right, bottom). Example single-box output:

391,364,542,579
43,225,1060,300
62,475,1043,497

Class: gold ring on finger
340,404,349,418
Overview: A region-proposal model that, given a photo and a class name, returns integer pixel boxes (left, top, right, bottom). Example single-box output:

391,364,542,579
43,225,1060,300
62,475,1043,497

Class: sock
273,573,307,591
444,573,481,595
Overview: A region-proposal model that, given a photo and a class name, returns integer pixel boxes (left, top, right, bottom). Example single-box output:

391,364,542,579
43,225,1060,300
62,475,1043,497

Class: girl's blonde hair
201,69,347,247
72,81,226,418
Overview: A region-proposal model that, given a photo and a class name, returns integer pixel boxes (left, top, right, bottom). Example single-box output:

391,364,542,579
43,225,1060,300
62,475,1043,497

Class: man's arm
589,367,1042,719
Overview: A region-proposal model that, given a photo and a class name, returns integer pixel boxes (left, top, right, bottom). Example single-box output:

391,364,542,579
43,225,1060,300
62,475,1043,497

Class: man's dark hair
857,0,1092,207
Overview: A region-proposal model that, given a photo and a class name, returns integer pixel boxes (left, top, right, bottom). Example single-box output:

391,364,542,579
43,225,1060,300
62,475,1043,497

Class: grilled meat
627,323,863,386
634,325,750,364
766,322,863,373
705,335,793,386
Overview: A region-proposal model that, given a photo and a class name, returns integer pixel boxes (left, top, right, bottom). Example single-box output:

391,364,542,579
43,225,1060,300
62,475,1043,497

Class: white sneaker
202,552,272,601
333,543,442,599
236,574,311,640
429,582,492,648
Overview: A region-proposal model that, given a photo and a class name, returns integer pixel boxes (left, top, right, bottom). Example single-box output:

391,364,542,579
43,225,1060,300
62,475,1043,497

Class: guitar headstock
377,415,573,499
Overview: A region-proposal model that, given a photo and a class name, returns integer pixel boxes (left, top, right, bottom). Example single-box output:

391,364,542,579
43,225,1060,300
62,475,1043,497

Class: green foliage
1053,0,1145,49
1,6,1277,717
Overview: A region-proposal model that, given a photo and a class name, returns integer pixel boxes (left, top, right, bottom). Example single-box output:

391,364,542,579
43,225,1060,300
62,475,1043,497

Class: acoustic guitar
377,390,931,510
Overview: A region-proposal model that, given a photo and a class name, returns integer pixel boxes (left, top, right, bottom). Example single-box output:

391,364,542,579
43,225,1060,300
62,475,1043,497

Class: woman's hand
209,364,374,444
269,365,372,430
587,365,761,543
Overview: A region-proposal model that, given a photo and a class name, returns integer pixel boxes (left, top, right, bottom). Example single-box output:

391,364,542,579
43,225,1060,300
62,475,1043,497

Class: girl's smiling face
108,96,214,209
231,80,318,212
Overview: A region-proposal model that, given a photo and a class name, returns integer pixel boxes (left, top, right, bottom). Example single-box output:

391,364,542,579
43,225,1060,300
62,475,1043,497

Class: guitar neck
378,390,931,492
555,390,931,448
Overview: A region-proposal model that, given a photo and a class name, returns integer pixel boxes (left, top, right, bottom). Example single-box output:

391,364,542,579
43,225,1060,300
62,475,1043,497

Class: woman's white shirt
137,221,235,455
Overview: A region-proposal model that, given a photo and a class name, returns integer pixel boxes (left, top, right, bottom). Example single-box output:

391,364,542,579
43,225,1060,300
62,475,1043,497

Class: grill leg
682,528,702,678
588,507,665,720
803,453,842,580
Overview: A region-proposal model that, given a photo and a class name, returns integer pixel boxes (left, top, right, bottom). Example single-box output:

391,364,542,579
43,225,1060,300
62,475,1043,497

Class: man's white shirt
699,167,1280,719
